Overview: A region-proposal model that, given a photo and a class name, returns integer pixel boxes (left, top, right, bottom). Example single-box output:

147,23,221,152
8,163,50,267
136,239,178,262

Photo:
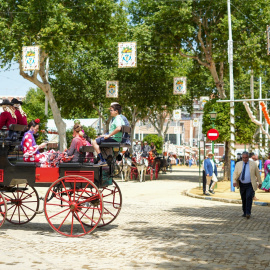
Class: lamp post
209,110,217,159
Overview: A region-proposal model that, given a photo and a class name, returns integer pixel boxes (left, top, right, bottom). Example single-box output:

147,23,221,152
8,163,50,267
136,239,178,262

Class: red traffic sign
207,128,219,141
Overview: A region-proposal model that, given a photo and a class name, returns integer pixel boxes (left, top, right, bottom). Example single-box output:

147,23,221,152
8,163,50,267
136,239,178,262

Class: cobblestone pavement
1,170,270,270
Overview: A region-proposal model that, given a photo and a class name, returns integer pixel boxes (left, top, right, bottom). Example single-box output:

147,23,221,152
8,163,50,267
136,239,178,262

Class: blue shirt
239,161,251,183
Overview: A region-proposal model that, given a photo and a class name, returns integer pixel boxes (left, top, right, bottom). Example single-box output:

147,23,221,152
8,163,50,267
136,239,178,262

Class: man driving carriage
142,141,151,157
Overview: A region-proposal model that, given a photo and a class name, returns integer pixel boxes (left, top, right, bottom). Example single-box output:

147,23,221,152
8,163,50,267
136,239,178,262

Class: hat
207,152,214,156
11,98,22,105
144,141,147,143
0,99,13,106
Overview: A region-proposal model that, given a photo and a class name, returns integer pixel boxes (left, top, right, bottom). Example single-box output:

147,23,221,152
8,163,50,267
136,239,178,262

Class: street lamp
209,109,217,158
209,110,217,127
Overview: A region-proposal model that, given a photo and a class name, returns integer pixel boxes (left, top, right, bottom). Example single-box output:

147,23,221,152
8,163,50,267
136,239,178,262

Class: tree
129,0,270,99
202,99,257,180
0,0,127,150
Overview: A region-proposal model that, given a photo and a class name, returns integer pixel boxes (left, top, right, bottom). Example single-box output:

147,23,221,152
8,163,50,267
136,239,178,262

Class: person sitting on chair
110,102,130,145
142,141,151,157
150,142,157,156
66,123,87,163
0,99,17,139
11,98,27,125
21,119,48,163
92,103,124,166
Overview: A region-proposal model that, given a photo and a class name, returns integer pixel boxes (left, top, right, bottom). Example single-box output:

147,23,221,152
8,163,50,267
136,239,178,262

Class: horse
121,157,132,181
131,152,148,182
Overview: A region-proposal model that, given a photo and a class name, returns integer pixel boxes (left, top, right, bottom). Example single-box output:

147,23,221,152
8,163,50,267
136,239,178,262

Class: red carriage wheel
2,184,39,225
98,180,122,227
130,167,138,180
0,193,7,228
44,175,103,237
150,167,153,180
154,163,159,180
75,180,122,228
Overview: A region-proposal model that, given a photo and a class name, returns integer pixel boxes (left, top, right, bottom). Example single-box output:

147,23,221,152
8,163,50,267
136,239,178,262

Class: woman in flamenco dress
262,153,270,192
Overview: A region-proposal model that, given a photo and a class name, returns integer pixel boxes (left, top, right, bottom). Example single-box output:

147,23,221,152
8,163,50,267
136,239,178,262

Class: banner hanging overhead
199,96,209,110
173,109,181,120
106,81,119,98
173,77,187,95
22,46,40,71
193,118,199,127
118,42,137,68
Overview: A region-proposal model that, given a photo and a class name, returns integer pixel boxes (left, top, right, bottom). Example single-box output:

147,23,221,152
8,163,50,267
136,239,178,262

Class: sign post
207,128,219,160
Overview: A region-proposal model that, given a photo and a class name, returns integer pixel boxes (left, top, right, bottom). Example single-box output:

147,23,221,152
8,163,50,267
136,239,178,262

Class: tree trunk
205,61,225,99
45,85,67,151
19,52,67,151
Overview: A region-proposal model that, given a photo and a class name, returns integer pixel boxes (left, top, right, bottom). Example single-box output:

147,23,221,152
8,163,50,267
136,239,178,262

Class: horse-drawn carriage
128,151,160,182
0,124,131,237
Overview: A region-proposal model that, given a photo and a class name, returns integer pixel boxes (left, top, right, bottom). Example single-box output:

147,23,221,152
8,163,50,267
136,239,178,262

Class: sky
0,66,34,97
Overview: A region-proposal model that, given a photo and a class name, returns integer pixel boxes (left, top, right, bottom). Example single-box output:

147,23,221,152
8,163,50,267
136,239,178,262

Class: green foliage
23,88,51,143
202,99,257,144
128,0,270,101
142,134,163,154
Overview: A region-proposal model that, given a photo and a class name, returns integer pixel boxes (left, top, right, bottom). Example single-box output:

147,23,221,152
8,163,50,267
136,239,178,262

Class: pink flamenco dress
21,131,55,167
262,162,270,192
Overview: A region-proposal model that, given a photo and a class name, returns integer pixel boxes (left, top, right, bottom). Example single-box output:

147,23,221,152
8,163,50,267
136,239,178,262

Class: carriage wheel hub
11,199,22,206
69,202,78,212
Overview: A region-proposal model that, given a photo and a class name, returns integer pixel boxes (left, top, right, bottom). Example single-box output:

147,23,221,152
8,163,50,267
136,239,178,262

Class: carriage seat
14,162,36,167
100,125,132,149
4,124,27,143
59,163,82,168
9,124,27,132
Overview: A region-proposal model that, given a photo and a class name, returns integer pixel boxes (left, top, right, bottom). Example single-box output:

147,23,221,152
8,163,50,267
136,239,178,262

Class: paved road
1,170,269,270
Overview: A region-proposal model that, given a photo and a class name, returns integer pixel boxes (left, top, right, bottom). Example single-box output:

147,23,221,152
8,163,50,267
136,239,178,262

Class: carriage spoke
77,209,97,225
74,182,90,203
20,203,38,213
9,205,17,220
48,207,70,220
70,213,74,235
18,205,30,221
57,210,71,230
61,180,72,201
74,212,86,234
46,203,69,207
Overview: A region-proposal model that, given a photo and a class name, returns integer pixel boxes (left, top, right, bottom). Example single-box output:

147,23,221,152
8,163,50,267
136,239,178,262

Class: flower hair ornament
35,118,40,124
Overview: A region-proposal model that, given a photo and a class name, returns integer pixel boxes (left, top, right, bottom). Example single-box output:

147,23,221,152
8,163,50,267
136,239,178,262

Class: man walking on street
233,151,262,219
204,152,217,196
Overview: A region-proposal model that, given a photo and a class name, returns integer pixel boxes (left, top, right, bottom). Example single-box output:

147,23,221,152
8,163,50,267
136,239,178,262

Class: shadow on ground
123,204,270,269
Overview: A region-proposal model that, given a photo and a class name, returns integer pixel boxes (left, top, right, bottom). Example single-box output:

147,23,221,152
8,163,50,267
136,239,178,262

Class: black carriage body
0,124,131,188
0,144,111,188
